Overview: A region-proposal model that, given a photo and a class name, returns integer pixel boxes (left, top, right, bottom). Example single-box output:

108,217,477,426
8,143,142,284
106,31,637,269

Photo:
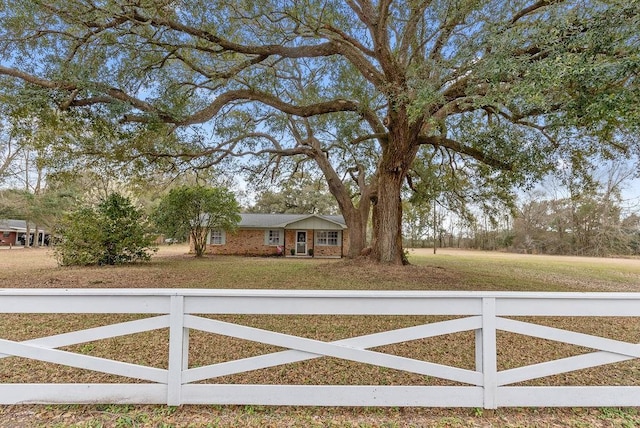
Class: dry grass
0,246,639,427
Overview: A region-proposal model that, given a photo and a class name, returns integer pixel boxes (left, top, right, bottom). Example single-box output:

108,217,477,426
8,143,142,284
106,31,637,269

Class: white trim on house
316,230,341,246
264,229,284,246
295,230,307,255
207,229,226,245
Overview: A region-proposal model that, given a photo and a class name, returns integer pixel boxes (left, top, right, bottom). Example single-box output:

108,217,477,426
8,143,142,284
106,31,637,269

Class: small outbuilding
0,219,50,247
204,213,349,258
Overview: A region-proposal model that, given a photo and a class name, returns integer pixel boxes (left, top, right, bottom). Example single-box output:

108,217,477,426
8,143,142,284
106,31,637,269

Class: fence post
481,297,497,409
475,328,483,373
167,295,186,406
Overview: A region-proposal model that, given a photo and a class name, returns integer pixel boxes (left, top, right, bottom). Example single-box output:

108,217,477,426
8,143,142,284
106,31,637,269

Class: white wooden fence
1,289,639,408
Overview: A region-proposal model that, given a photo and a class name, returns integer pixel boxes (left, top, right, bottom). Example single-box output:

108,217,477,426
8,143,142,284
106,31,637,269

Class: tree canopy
1,0,638,263
248,173,340,215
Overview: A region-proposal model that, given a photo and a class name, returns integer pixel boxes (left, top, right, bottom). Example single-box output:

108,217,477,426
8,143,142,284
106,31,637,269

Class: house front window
265,229,282,245
209,230,225,245
316,230,339,246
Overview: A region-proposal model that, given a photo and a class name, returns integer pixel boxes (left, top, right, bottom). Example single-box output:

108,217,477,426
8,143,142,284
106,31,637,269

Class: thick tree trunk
326,182,371,258
313,149,372,258
371,128,420,264
372,172,404,264
341,205,367,257
310,106,419,263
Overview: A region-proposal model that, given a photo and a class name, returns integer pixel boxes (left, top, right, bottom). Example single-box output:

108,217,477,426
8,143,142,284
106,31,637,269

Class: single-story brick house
204,213,349,258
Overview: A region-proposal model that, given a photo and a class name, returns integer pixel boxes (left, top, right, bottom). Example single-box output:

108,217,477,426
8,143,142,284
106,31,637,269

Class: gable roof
239,213,346,229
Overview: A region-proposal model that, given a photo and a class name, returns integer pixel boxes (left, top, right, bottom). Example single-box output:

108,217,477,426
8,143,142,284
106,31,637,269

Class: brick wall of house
284,229,300,256
0,231,16,246
313,235,344,257
206,229,281,256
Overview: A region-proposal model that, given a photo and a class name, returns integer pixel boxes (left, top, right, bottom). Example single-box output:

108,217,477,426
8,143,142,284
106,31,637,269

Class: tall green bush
54,193,157,266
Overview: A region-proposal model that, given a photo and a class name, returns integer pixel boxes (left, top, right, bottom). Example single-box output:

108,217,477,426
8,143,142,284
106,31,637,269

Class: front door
296,231,307,255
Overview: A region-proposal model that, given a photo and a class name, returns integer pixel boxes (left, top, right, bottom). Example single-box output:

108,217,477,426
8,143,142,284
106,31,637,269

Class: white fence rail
1,289,639,408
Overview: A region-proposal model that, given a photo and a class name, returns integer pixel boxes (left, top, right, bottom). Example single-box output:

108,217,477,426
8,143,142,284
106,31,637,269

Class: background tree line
403,161,640,257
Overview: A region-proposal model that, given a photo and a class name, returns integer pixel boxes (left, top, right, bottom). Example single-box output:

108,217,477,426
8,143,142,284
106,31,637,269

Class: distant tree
0,121,24,184
622,213,640,255
402,201,433,248
54,192,156,266
249,173,339,215
153,186,241,257
512,167,640,256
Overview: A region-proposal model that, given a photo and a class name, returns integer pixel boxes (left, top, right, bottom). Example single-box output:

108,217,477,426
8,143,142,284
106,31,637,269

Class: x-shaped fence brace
1,314,638,390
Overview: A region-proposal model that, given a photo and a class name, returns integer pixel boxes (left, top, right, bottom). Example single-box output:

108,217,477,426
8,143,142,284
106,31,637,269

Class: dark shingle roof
239,213,346,228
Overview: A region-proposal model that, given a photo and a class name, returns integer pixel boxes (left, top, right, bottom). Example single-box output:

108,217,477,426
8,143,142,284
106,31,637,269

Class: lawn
0,246,639,427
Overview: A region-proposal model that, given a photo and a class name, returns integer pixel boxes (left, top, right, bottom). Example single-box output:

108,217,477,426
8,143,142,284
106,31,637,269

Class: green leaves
53,193,157,266
248,173,339,215
152,185,241,257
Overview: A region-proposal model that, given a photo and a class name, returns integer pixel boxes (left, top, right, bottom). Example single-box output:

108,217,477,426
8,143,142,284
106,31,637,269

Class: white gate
0,289,639,407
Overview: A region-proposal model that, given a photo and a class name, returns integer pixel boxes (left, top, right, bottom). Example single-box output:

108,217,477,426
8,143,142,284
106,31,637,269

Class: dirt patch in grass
323,257,463,290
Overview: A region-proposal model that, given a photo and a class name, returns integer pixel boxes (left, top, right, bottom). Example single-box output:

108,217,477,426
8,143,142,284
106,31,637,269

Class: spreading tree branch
419,135,513,171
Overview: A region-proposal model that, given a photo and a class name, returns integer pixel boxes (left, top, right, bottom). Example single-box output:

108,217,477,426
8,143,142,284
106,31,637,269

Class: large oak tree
0,0,638,263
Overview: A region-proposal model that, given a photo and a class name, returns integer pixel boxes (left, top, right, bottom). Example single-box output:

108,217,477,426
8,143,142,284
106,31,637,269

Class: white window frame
316,230,340,246
208,229,225,245
265,229,283,246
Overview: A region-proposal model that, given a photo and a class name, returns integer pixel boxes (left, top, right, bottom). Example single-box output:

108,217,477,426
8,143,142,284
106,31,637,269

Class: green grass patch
408,249,640,291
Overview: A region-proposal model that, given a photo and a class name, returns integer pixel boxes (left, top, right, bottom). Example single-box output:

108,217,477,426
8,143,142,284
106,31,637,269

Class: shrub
53,193,157,266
